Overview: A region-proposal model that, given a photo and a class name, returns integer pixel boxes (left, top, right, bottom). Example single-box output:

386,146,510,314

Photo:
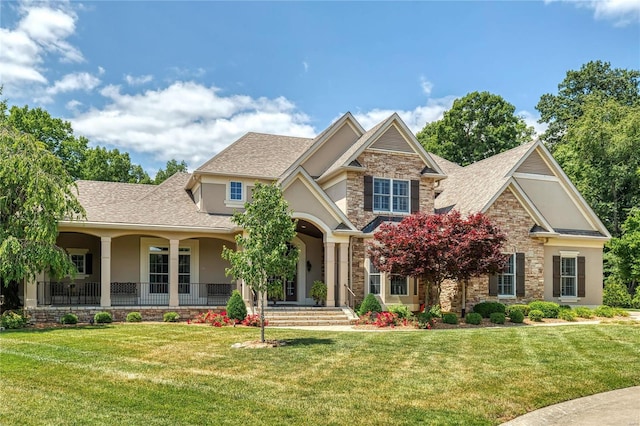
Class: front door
285,275,297,302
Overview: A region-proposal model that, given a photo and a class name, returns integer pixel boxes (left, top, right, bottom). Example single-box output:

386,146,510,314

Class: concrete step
254,306,357,327
267,319,353,327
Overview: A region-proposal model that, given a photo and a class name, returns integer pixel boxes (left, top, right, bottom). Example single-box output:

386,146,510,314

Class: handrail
343,284,356,310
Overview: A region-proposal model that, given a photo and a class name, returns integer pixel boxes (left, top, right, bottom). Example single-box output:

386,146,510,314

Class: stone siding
25,306,226,324
440,189,545,313
351,238,366,304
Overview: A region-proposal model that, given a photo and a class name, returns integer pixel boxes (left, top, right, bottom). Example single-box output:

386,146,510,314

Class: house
23,112,610,322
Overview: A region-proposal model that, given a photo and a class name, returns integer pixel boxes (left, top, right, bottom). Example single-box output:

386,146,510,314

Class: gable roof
195,132,314,179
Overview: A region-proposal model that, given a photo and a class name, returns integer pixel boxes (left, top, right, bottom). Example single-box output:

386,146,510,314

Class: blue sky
1,1,639,176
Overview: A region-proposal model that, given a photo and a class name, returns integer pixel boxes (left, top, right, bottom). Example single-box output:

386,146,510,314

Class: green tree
552,97,640,235
82,146,151,184
154,159,188,184
417,91,534,166
222,183,298,342
537,60,640,149
0,124,84,309
607,208,640,294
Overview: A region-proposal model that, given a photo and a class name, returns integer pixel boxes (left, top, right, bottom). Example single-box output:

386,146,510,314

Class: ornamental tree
607,207,640,295
222,183,298,342
368,211,508,307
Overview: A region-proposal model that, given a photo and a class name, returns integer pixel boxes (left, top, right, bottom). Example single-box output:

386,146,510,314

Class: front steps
250,306,357,327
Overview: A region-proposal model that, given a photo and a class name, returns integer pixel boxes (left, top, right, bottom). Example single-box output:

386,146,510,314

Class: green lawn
1,323,639,425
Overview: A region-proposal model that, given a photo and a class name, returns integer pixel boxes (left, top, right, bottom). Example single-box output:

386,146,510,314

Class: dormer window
229,181,243,201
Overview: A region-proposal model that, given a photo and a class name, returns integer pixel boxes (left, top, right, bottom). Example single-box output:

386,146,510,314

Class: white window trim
497,253,516,298
367,259,381,295
140,238,199,286
373,177,411,215
225,181,245,207
67,248,89,279
560,251,579,298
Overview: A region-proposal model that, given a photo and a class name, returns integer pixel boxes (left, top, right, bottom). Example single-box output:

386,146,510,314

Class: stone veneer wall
25,306,225,324
346,149,437,303
440,189,545,313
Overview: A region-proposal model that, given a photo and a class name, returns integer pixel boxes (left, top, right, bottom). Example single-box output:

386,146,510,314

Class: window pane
230,181,242,200
393,180,408,196
393,196,408,212
390,276,407,295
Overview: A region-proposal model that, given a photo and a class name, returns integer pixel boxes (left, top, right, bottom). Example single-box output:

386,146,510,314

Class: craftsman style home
23,112,610,321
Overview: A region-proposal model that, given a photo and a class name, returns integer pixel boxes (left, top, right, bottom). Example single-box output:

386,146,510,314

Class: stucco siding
324,178,347,214
543,244,603,306
55,233,101,282
201,183,238,215
198,238,233,284
284,179,340,230
302,123,359,177
112,235,141,282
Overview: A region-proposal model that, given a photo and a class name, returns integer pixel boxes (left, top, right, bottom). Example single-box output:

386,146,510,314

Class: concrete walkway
501,386,640,426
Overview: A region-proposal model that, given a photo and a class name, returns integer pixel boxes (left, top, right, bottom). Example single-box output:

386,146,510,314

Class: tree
607,208,640,295
537,60,640,148
417,91,534,166
552,96,640,235
0,124,84,309
368,211,507,308
154,159,188,184
82,146,151,184
222,183,298,342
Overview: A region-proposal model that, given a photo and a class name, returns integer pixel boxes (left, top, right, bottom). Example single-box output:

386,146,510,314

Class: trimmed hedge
490,312,506,324
163,312,180,322
603,280,632,308
126,312,142,322
528,301,560,318
558,309,577,321
442,313,458,324
94,312,113,324
61,313,78,324
226,290,247,323
473,302,506,318
506,304,530,316
358,293,382,316
528,309,544,322
594,305,614,318
465,312,482,325
509,310,524,323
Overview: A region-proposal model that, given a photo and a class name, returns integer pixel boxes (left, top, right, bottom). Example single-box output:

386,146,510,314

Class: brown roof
73,174,236,231
434,142,535,214
195,132,314,179
429,153,463,176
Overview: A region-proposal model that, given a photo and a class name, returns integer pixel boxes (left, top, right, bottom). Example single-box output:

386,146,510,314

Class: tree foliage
82,146,151,184
417,91,534,166
0,124,84,293
607,208,640,294
552,97,640,235
155,159,188,184
536,60,640,148
368,211,508,306
222,183,298,342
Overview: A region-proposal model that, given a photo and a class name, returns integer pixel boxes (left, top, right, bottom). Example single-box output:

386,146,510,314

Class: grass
1,323,639,425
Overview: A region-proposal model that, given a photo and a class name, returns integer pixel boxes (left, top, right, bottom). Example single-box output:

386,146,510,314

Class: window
498,254,515,296
369,260,381,295
373,178,409,214
229,181,243,201
71,254,85,274
178,247,191,294
390,276,408,295
67,248,89,277
149,246,169,293
561,256,577,297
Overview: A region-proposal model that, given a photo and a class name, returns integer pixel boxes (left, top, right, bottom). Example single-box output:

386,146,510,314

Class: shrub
575,307,594,319
559,304,572,311
558,309,577,321
417,311,435,329
473,302,506,318
126,312,142,322
163,312,179,322
426,304,442,319
506,304,530,316
465,312,482,325
529,309,544,322
509,310,525,323
358,293,382,316
226,290,247,323
442,313,458,325
388,305,413,320
1,310,27,329
310,281,327,305
61,313,78,324
603,280,632,308
357,311,413,328
594,305,614,318
528,301,560,318
94,312,113,324
632,287,640,309
195,310,232,327
613,307,629,317
242,314,266,327
490,312,506,324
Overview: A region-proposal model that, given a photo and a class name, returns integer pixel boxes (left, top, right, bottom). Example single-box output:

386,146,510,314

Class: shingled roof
195,132,315,179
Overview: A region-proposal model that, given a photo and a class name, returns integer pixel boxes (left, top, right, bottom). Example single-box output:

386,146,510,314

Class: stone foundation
25,306,226,324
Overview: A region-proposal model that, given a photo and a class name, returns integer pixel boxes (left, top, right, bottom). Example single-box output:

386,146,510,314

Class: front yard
1,323,639,425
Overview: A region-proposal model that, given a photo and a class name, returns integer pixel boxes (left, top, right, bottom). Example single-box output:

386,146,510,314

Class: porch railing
37,282,101,306
179,283,234,306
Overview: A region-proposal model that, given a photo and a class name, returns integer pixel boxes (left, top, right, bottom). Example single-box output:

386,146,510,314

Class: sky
1,0,639,176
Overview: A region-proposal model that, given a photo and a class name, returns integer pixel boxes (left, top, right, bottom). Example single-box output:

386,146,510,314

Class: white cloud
125,74,153,85
546,0,640,26
354,96,457,133
98,66,105,75
66,99,83,112
420,76,434,96
0,2,83,95
47,72,101,95
71,82,317,167
303,61,309,72
518,110,549,136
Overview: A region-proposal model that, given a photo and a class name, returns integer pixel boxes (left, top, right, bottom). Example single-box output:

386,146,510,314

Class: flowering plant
357,311,417,328
194,310,233,327
242,314,267,327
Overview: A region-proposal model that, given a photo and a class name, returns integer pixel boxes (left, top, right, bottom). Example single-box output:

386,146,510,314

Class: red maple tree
368,211,508,307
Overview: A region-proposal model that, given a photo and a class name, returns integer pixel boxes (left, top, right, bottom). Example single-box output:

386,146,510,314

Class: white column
325,242,336,307
339,242,349,306
24,276,38,308
169,239,179,307
100,237,111,307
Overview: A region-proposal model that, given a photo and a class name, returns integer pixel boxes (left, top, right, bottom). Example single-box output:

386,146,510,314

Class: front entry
285,275,297,302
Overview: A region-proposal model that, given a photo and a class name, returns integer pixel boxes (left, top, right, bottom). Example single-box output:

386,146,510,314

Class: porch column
100,237,111,307
169,239,179,307
338,242,349,306
325,242,336,307
24,275,38,309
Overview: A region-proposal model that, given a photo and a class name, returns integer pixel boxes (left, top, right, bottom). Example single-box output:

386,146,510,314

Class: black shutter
364,176,373,211
578,256,586,297
85,253,93,275
489,274,498,296
411,180,420,213
552,256,560,297
516,253,525,297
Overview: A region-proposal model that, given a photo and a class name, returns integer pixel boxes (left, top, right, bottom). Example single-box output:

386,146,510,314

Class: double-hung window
229,181,243,201
390,276,408,295
369,260,381,295
373,178,409,214
498,254,515,296
149,246,169,294
178,247,191,294
561,256,577,297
